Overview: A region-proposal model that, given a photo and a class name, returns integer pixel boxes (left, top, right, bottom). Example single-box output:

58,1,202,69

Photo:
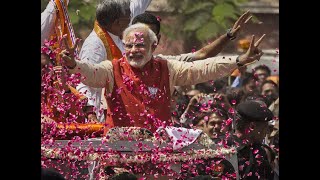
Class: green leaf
180,0,193,11
161,24,178,40
41,0,47,11
235,0,248,4
184,2,213,14
78,6,96,21
69,12,80,25
212,3,236,20
183,13,211,31
195,21,221,42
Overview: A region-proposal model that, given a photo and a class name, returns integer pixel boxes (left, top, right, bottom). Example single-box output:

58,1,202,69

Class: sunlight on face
124,30,153,69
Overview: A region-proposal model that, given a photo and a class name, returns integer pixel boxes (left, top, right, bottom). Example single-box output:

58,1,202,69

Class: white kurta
76,0,153,123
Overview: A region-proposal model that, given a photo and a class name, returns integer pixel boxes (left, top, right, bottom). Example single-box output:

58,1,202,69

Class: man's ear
151,42,157,51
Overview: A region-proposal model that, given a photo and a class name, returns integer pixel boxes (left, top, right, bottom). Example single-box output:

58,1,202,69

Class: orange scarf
48,0,77,65
93,21,123,61
53,0,76,48
67,85,87,100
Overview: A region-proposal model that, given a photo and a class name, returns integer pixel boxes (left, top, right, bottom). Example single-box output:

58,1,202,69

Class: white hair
122,23,158,45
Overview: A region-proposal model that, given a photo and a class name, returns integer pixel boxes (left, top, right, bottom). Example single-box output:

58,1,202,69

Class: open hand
229,10,253,38
59,37,81,69
188,93,206,106
211,93,232,109
238,34,266,65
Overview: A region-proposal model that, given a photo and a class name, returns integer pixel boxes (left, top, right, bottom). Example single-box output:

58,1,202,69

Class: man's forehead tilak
124,30,147,43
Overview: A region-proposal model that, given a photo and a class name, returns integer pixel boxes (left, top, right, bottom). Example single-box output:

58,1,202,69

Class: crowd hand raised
59,37,81,69
188,93,206,106
238,65,247,75
238,34,266,66
229,10,252,38
211,93,232,109
183,93,206,115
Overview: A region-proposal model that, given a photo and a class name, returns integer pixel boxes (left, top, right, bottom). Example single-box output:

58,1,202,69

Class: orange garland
55,123,104,139
50,0,78,65
54,0,74,49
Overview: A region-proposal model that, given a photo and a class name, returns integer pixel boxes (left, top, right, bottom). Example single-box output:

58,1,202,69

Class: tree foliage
166,0,248,43
41,0,97,37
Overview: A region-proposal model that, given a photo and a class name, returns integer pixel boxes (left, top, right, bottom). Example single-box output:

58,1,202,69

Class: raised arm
60,41,114,91
193,11,252,60
161,11,252,63
169,56,238,87
169,34,265,87
68,60,113,89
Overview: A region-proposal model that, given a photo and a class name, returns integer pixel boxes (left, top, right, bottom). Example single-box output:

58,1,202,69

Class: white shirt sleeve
41,1,56,45
130,0,153,24
166,56,238,95
41,0,70,46
157,53,196,62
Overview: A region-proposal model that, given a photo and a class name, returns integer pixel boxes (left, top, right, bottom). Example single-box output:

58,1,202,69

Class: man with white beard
61,23,265,134
76,0,152,123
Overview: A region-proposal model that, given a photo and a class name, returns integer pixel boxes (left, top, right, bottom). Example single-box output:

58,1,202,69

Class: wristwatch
236,56,244,67
226,28,236,40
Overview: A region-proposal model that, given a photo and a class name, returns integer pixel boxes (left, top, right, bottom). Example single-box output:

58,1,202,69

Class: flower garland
104,127,154,142
42,126,236,171
104,127,214,148
41,146,236,164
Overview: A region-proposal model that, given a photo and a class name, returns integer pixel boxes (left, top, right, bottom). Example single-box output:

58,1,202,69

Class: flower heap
42,126,237,179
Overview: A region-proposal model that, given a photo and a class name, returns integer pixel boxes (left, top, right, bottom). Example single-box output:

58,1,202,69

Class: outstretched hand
59,37,81,69
188,93,206,107
229,10,253,38
238,34,266,66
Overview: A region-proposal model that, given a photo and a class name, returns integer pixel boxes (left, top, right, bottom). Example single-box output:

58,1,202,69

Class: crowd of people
41,0,279,179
